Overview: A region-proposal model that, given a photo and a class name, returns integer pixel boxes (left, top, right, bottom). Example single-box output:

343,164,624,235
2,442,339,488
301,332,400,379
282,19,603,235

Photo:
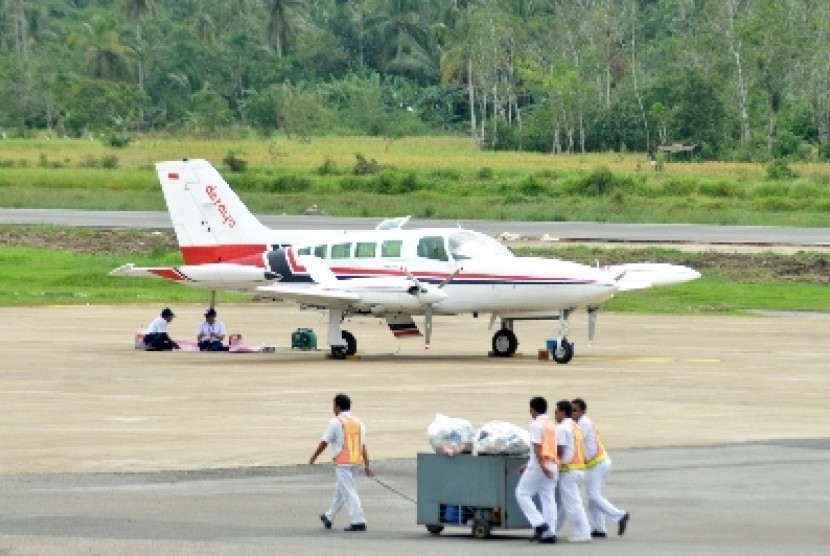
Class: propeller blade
438,267,462,288
424,305,433,349
587,306,598,342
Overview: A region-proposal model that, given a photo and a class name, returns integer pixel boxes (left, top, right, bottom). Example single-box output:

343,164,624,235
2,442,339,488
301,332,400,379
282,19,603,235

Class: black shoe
591,530,607,538
530,523,550,541
539,535,557,544
319,514,331,529
618,513,630,536
344,523,366,531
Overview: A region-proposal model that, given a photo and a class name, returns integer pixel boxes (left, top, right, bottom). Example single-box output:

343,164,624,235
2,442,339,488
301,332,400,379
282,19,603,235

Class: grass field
3,135,830,225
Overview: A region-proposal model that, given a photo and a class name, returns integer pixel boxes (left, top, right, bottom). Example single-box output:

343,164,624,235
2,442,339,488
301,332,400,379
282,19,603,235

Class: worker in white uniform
142,307,180,351
309,393,373,531
572,397,630,537
515,396,558,544
196,307,228,351
554,399,592,543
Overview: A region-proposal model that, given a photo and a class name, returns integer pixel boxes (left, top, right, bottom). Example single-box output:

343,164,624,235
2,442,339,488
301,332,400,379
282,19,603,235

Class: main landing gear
491,309,575,364
327,308,358,359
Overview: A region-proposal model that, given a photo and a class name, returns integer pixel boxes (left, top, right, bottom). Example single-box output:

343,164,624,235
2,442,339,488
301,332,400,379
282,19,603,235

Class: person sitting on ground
143,307,180,351
197,307,229,351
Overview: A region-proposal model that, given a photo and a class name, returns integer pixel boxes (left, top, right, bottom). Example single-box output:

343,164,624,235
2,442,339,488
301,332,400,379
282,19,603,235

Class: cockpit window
448,231,514,260
417,236,448,261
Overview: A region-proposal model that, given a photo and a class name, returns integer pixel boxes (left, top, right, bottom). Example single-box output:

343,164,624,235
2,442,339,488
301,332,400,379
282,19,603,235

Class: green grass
3,136,830,225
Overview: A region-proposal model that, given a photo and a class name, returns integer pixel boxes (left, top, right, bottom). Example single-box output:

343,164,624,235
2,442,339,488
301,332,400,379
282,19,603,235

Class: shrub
223,151,248,173
106,133,132,148
766,160,798,180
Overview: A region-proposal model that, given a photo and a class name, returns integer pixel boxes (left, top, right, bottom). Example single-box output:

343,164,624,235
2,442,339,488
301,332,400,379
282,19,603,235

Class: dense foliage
2,0,829,162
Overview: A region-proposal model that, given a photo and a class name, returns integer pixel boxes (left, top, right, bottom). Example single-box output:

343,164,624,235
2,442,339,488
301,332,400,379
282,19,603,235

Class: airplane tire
551,339,574,364
342,330,357,356
491,329,518,357
330,330,357,359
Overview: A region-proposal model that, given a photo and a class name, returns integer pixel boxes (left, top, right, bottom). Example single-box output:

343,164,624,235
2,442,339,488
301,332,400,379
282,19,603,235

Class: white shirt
527,413,553,469
556,417,576,464
196,319,226,342
144,316,169,335
577,415,598,461
321,411,365,458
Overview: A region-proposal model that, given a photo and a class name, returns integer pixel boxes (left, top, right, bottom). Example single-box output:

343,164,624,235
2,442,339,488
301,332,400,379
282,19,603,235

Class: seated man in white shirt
143,307,180,351
197,308,229,351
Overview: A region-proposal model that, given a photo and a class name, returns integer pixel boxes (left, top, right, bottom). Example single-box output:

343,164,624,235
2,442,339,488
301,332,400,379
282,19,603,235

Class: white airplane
111,159,701,361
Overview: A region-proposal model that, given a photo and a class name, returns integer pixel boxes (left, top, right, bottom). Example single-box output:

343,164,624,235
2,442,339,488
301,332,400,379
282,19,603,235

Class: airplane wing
605,263,701,291
255,282,360,307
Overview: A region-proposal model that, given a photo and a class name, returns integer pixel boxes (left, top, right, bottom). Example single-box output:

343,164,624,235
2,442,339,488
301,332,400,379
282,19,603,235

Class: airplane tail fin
156,159,270,265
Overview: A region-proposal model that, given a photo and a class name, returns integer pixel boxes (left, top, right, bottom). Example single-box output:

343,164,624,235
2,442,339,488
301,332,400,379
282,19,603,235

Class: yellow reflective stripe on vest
334,416,363,465
585,427,608,468
560,421,587,472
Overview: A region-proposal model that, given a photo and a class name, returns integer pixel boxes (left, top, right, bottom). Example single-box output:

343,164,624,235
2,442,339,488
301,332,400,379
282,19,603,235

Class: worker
309,393,373,531
515,396,558,544
196,307,228,351
142,307,180,351
553,399,592,543
572,397,630,537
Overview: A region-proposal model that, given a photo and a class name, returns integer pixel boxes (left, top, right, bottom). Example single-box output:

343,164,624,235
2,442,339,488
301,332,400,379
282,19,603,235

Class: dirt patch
2,227,829,284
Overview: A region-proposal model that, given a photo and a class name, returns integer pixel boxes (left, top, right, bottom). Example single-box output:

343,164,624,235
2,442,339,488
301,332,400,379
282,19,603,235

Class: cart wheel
425,524,444,535
471,519,491,539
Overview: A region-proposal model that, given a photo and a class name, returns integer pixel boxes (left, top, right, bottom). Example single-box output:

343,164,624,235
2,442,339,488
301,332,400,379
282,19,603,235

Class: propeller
402,267,459,348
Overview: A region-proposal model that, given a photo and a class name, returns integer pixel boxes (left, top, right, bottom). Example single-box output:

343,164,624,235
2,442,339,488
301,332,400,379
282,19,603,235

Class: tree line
1,0,829,161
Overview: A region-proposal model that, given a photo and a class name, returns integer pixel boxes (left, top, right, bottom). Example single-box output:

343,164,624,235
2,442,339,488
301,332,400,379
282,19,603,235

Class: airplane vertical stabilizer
156,159,270,264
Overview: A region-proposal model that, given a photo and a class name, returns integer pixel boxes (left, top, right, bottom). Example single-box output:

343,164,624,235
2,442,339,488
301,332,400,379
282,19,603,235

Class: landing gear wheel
471,518,491,539
330,330,357,359
551,339,574,364
425,524,444,535
491,329,518,357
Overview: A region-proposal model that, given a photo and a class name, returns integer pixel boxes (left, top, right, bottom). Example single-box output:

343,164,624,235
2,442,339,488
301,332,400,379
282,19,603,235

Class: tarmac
1,303,829,555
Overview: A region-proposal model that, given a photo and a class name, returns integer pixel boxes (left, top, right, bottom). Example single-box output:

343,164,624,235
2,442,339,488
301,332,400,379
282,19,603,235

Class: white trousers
585,458,625,532
324,464,366,525
515,463,557,533
556,469,591,539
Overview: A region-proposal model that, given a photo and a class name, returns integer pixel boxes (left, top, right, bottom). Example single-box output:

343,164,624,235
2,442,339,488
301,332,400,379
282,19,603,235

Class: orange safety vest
585,424,608,468
333,415,364,465
560,421,586,472
539,416,559,465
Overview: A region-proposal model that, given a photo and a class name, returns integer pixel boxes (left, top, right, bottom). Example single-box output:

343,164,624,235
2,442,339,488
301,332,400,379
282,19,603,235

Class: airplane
110,159,701,362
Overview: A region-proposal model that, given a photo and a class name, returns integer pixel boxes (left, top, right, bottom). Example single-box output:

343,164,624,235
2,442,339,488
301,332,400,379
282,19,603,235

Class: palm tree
120,0,155,127
366,0,438,82
263,0,306,58
435,1,479,141
72,14,137,82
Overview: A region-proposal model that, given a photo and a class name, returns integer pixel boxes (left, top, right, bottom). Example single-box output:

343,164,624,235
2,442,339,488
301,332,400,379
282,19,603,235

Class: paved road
1,304,828,554
2,208,830,247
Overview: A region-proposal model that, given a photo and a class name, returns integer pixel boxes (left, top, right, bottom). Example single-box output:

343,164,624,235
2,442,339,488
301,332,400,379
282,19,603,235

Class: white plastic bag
427,413,476,456
473,420,530,456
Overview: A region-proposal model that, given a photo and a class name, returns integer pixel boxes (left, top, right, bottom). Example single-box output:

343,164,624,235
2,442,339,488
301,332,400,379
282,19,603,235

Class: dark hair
572,398,587,412
161,307,174,318
529,396,547,414
205,308,217,317
556,399,572,417
334,393,351,411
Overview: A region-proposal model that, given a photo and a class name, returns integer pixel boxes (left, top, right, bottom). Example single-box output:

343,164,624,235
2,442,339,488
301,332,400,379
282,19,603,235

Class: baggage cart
416,452,531,539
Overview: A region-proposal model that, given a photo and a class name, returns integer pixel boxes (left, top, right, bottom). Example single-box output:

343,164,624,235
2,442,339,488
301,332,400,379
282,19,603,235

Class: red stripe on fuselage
180,245,267,266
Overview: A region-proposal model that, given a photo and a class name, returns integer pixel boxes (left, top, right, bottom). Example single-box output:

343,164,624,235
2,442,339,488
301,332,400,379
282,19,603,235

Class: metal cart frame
416,452,532,538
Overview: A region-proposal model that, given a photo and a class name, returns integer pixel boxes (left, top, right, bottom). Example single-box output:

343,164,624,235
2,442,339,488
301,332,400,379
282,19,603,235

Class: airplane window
356,242,376,258
314,245,328,259
417,236,448,261
448,231,514,260
296,246,311,256
381,240,402,257
331,242,352,259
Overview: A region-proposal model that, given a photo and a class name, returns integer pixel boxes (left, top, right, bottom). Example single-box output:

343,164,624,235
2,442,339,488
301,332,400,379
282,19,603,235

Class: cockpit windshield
448,231,514,260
